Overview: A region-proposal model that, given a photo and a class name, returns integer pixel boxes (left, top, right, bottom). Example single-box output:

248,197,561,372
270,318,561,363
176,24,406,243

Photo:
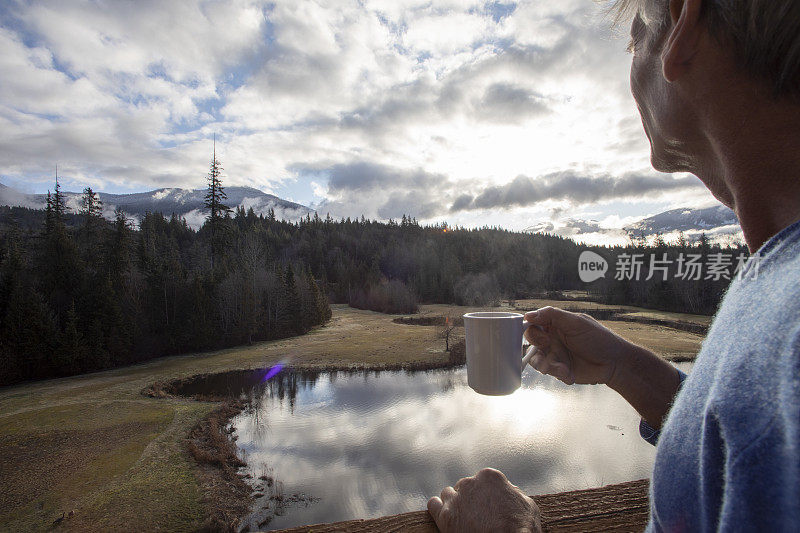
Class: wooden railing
274,478,650,532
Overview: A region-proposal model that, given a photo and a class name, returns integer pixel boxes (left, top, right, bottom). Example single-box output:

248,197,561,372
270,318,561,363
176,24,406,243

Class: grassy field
509,299,713,326
0,302,706,532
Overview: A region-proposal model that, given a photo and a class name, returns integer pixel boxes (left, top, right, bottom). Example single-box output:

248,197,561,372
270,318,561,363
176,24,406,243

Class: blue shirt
644,219,800,532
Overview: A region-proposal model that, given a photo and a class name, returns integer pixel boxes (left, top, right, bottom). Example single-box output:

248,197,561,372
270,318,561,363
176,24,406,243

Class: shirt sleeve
639,370,688,446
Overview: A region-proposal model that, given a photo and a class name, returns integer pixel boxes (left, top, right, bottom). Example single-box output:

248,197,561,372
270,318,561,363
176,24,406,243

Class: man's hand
427,468,542,533
525,306,681,430
523,306,629,386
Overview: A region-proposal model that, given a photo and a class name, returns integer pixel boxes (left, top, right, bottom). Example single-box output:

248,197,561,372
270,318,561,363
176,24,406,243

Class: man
428,0,800,531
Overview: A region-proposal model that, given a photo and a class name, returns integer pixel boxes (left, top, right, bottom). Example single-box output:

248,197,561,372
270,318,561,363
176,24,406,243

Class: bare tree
439,315,457,352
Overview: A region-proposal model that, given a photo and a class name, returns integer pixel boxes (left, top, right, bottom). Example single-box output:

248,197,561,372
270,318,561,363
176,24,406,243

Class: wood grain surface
272,478,650,532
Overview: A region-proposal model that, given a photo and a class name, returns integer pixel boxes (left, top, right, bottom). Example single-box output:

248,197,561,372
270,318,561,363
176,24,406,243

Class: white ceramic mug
463,312,537,396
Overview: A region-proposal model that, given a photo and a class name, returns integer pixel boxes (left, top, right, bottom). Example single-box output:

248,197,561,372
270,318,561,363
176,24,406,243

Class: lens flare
262,363,284,382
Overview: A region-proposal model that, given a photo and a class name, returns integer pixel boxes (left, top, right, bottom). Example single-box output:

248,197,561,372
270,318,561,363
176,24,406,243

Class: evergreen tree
109,208,131,291
80,187,105,268
80,187,103,220
203,136,231,270
57,301,85,374
308,269,331,323
0,281,57,383
52,170,67,222
280,265,302,335
45,191,55,234
40,174,80,324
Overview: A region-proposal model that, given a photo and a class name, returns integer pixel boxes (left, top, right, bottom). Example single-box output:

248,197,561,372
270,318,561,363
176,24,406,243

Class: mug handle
521,320,543,371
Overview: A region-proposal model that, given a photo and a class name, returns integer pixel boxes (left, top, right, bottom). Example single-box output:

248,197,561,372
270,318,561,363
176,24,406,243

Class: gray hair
607,0,800,98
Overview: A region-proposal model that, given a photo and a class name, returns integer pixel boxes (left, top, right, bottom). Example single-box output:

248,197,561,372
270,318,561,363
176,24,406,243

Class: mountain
0,183,313,229
1,180,743,243
528,204,743,246
624,204,739,237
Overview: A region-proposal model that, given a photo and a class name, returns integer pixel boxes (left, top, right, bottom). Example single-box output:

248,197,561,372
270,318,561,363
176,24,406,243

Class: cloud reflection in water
232,366,670,530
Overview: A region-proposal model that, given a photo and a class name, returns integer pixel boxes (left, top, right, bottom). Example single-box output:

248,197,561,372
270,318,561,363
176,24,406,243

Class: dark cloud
377,190,442,220
450,171,703,212
299,38,568,140
475,83,551,123
450,193,474,211
304,161,703,223
337,87,433,135
302,161,448,193
298,160,453,220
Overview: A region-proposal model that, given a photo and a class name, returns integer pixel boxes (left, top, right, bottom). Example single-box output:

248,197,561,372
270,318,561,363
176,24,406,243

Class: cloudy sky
0,0,720,241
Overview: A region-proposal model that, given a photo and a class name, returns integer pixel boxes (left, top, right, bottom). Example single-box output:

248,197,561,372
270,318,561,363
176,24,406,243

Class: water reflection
210,362,692,531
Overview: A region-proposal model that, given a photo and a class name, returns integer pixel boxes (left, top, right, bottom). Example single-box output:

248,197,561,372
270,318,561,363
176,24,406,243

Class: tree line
0,172,331,386
0,174,746,386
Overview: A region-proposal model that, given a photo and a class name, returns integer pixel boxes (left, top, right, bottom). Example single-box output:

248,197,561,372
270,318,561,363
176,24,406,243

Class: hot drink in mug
463,312,538,396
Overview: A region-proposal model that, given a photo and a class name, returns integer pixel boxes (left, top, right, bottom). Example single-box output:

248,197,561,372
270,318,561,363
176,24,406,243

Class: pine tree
45,191,54,234
40,170,80,325
0,281,57,384
44,168,67,235
280,265,302,335
52,169,67,222
204,136,231,270
57,301,85,374
80,187,104,267
80,187,103,220
109,208,130,291
307,269,331,323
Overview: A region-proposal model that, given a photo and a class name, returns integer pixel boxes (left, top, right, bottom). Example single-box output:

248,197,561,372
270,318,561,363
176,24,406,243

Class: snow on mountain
623,204,742,245
529,204,742,246
625,204,739,235
0,183,313,229
0,180,744,244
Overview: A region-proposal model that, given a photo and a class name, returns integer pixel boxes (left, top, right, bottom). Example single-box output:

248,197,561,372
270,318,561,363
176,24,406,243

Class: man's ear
661,0,703,82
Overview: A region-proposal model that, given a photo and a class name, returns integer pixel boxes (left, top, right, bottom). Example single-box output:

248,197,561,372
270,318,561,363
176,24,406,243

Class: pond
181,363,691,531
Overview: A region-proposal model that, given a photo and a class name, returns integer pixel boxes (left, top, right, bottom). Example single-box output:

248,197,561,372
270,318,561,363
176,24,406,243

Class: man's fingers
475,467,508,483
454,475,474,491
525,306,576,329
427,496,443,520
440,486,457,502
548,361,575,385
530,348,549,375
525,326,550,347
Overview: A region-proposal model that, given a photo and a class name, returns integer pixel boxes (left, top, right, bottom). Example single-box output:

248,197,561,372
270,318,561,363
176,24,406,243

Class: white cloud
0,0,716,232
403,11,491,56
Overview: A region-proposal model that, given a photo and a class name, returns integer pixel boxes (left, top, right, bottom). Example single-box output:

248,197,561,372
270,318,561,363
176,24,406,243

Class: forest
0,178,747,386
0,179,331,386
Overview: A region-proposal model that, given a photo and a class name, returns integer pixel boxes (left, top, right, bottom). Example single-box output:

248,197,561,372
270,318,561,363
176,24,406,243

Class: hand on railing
427,468,542,533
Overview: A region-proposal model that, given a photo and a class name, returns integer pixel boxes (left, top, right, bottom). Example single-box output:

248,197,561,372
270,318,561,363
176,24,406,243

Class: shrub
349,280,419,314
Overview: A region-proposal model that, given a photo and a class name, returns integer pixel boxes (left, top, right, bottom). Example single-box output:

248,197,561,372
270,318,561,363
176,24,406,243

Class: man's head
611,0,800,99
607,0,800,207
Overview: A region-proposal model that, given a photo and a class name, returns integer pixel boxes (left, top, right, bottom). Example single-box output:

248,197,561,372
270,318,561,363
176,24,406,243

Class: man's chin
649,148,690,174
649,151,675,173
